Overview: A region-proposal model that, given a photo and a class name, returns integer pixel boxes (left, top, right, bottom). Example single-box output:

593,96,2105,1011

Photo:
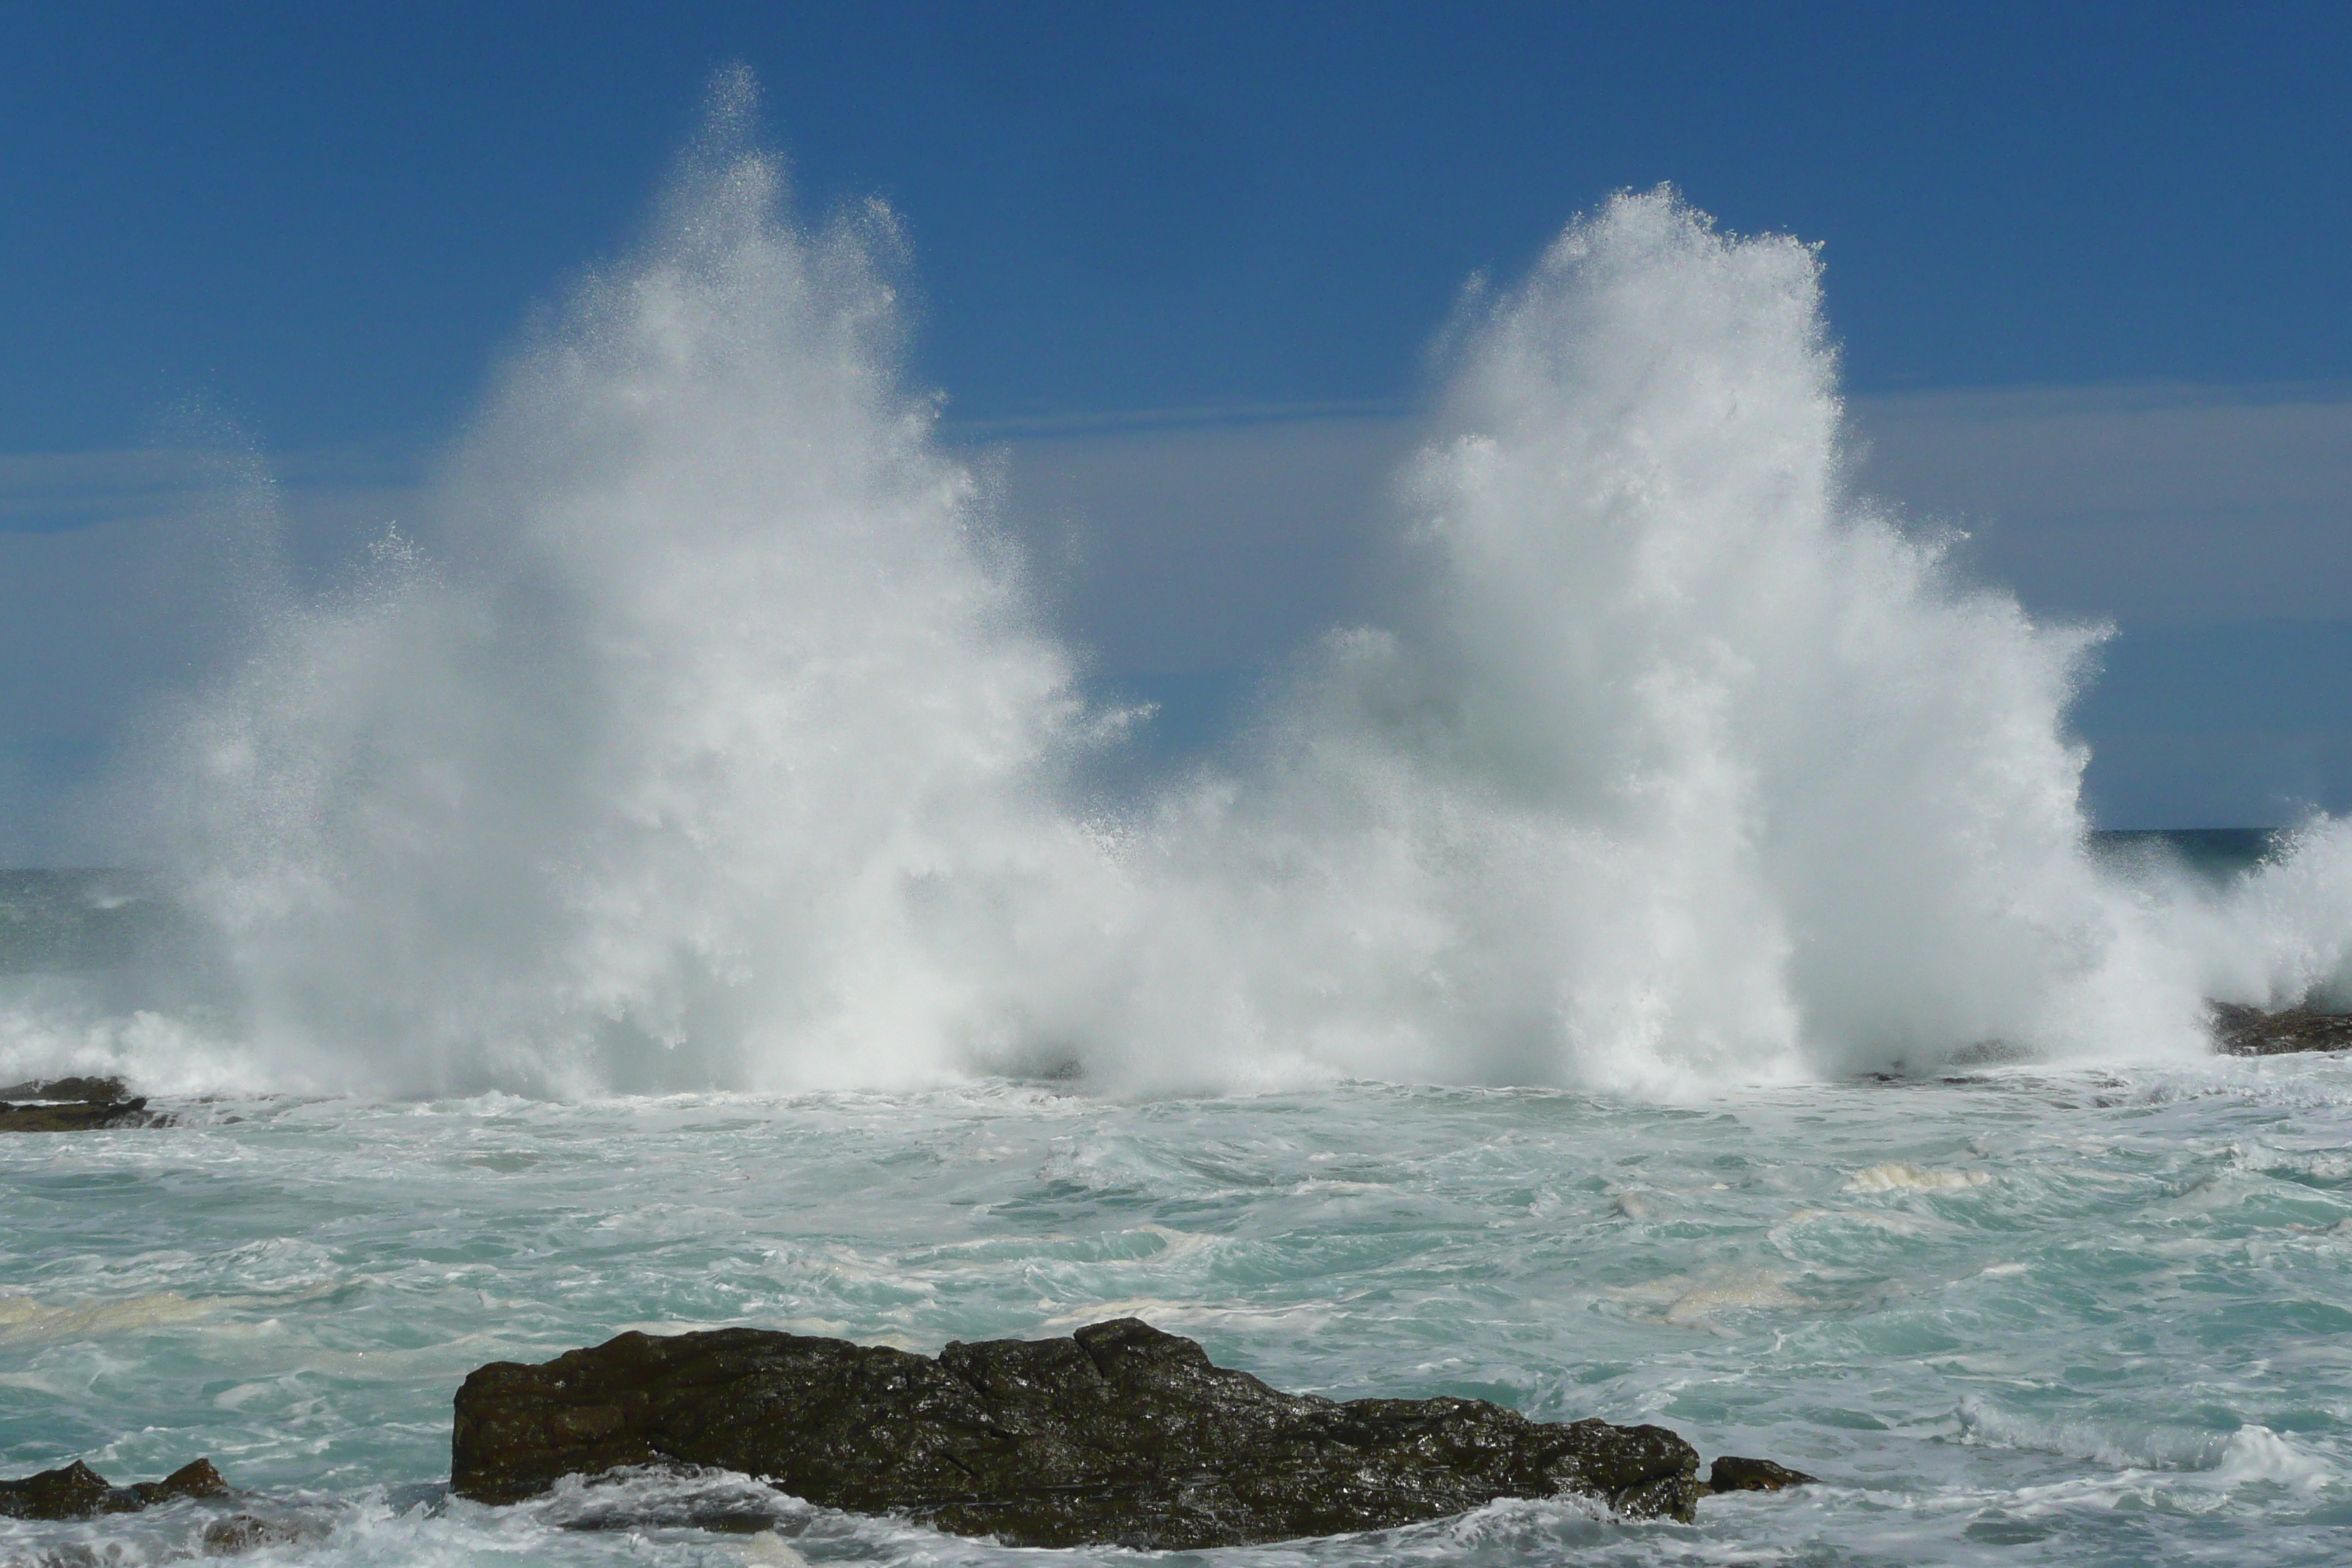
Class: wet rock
451,1317,1705,1546
0,1076,165,1133
0,1458,227,1520
136,1458,231,1505
200,1511,326,1555
1705,1455,1814,1493
0,1461,123,1520
557,1490,795,1535
2209,1002,2352,1057
0,1076,127,1103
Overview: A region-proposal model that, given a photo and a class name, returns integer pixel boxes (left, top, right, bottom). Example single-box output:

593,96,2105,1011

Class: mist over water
16,87,2352,1099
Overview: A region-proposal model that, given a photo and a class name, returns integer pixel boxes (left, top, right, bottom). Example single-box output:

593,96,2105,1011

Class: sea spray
1067,192,2330,1093
113,75,1128,1095
30,83,2352,1097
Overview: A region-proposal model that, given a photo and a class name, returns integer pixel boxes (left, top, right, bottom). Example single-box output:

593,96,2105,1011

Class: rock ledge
0,1076,166,1133
2210,1003,2352,1057
0,1458,227,1520
452,1318,1709,1547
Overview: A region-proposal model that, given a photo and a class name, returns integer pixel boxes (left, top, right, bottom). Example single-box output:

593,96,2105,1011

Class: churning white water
18,79,2352,1101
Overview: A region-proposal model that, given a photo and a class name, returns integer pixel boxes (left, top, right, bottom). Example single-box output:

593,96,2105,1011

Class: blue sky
4,1,2350,844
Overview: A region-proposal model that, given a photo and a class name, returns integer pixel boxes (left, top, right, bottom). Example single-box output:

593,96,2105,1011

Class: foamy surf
1959,1395,2336,1491
1846,1161,1993,1193
8,1065,2352,1565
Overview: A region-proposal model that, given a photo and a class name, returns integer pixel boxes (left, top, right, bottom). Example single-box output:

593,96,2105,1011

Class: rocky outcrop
452,1318,1708,1546
0,1075,165,1132
1705,1455,1814,1493
2209,1003,2352,1057
0,1458,227,1520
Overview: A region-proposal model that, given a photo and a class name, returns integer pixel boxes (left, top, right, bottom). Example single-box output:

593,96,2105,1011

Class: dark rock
451,1318,1705,1546
0,1098,161,1133
134,1458,231,1505
0,1076,128,1103
2209,1002,2352,1057
1705,1455,1814,1493
557,1491,791,1534
0,1457,228,1520
0,1075,165,1133
0,1460,124,1520
201,1511,325,1555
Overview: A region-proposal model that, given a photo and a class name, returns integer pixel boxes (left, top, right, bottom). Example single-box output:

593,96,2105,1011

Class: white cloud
1848,381,2352,627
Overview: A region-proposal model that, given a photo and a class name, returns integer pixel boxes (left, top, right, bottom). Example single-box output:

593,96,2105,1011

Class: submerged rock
451,1317,1705,1546
2209,1002,2352,1057
1705,1455,1814,1493
200,1509,330,1554
0,1458,227,1520
0,1075,165,1132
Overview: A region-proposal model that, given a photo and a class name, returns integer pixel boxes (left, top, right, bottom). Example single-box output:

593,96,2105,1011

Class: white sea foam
0,1292,213,1345
1610,1268,1803,1329
1844,1162,1991,1194
1957,1395,2336,1490
2209,1424,2335,1491
20,70,2351,1100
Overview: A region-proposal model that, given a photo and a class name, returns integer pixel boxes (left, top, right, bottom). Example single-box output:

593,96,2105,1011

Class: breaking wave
28,73,2352,1098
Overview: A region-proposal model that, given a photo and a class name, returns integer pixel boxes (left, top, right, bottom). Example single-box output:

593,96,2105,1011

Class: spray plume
60,82,2352,1098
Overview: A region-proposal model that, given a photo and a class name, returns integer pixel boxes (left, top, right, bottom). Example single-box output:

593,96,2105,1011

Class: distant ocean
7,144,2352,1565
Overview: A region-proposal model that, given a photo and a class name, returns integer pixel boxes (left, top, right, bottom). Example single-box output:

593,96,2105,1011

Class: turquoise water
8,1064,2352,1565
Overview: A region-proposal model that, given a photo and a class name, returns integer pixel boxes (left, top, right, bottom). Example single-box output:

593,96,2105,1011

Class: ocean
8,1067,2352,1565
8,99,2352,1566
